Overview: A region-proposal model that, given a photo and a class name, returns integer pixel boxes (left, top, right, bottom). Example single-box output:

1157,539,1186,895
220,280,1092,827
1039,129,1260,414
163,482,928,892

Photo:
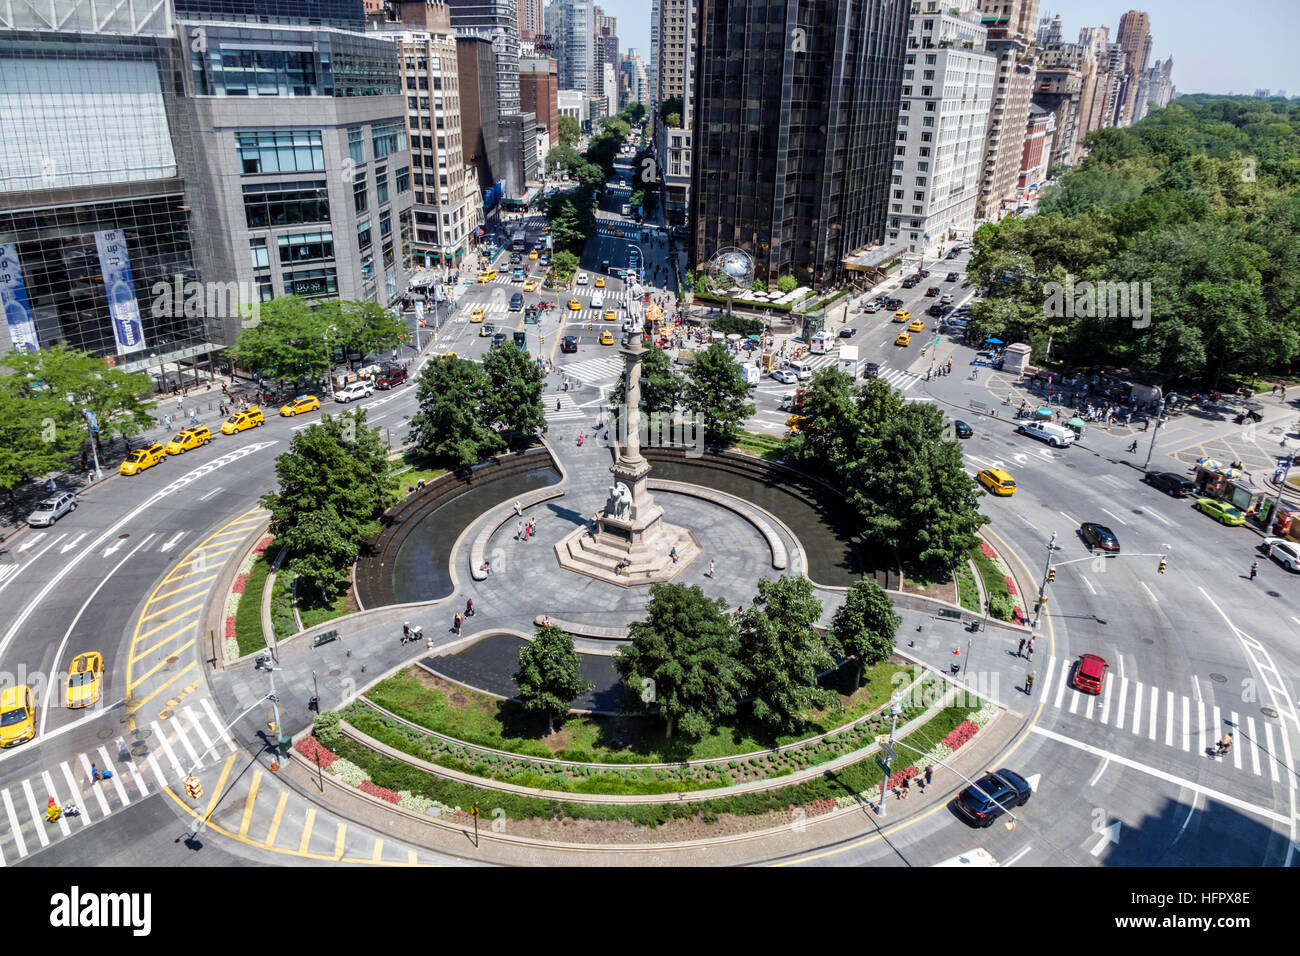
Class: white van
786,359,813,381
741,365,760,387
1017,420,1075,447
592,291,605,309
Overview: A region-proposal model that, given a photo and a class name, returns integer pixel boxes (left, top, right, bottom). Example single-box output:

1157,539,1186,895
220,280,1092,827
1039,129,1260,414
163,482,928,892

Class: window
376,176,390,205
276,231,334,265
242,181,330,228
357,219,372,251
236,130,324,174
257,279,274,302
348,127,364,165
249,238,269,270
372,120,406,159
380,209,392,238
396,166,410,194
285,267,337,298
353,176,368,215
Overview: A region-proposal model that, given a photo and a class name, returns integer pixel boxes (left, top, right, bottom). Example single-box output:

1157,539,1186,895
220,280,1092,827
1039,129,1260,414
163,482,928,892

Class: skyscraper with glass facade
690,0,910,288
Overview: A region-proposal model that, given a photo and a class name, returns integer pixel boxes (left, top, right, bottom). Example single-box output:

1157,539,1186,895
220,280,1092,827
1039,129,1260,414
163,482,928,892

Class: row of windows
243,181,330,229
373,120,406,159
237,129,324,174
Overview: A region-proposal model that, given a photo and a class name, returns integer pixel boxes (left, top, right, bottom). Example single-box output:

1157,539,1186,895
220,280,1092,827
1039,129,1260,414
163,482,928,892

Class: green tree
682,343,754,444
0,375,81,497
827,578,901,688
608,344,682,419
659,97,683,126
614,583,743,739
780,368,869,480
557,114,581,147
550,249,580,284
750,279,766,292
777,275,798,294
693,272,712,296
737,576,833,733
260,409,398,597
545,142,581,177
407,356,506,466
230,295,330,384
319,299,408,360
513,625,593,734
481,339,545,442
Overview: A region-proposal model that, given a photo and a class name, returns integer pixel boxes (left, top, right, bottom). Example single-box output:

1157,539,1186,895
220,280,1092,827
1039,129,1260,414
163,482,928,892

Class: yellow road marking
201,753,238,823
132,604,202,648
132,617,200,663
408,849,418,865
129,642,196,688
139,593,214,623
334,824,347,860
299,808,316,854
148,573,219,603
126,660,195,706
239,771,262,837
372,839,384,863
265,791,288,847
163,547,238,578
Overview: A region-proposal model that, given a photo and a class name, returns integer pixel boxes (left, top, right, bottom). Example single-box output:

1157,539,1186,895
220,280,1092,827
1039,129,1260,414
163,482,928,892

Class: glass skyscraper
690,0,910,288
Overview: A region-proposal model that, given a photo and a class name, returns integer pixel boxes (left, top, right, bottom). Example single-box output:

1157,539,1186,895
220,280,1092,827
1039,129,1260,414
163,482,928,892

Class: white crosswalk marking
150,720,187,778
545,395,587,422
3,789,27,859
97,745,130,805
1181,696,1190,751
1247,716,1261,775
1230,711,1242,769
147,752,169,790
560,356,625,386
1264,722,1281,781
1148,685,1157,739
41,772,70,838
1115,676,1128,730
200,698,239,753
78,754,111,816
184,706,216,760
1132,682,1144,736
1198,699,1207,754
1053,658,1069,709
21,779,48,848
0,565,16,584
60,762,89,827
1165,691,1174,747
1039,655,1055,700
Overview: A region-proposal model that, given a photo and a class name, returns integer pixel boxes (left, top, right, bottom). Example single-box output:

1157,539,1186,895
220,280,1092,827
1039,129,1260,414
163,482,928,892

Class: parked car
863,300,882,313
27,491,77,527
280,394,322,416
1143,472,1193,497
977,468,1016,496
1017,421,1075,448
1195,497,1246,526
1072,654,1110,695
947,248,962,259
1262,537,1300,572
928,304,946,317
941,294,954,304
1080,522,1121,552
164,426,211,455
954,768,1033,828
375,364,409,388
119,444,167,476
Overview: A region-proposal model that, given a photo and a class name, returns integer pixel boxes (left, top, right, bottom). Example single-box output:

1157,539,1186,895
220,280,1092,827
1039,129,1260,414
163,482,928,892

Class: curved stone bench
470,488,567,580
648,479,788,570
532,615,630,640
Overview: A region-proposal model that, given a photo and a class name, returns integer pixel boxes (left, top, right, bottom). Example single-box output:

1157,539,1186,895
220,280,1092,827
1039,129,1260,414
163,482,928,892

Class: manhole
130,741,149,756
96,728,114,740
118,533,129,539
1065,463,1077,468
166,655,179,663
1132,509,1144,515
1267,590,1281,598
329,669,342,677
1004,441,1017,447
132,727,153,740
1209,673,1227,683
1261,706,1279,718
1142,638,1154,645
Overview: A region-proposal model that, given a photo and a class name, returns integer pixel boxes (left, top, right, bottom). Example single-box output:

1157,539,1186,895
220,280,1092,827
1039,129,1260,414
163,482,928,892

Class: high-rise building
887,0,996,254
622,50,649,107
593,6,619,116
649,0,660,106
0,4,221,381
1036,12,1062,45
552,0,593,97
975,0,1041,220
518,0,541,41
692,0,910,288
1034,41,1085,168
654,0,697,226
1116,10,1150,126
520,56,559,149
173,0,365,30
1018,103,1053,190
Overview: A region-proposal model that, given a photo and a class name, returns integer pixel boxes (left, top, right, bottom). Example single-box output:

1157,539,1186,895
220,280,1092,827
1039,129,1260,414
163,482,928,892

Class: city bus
511,230,526,251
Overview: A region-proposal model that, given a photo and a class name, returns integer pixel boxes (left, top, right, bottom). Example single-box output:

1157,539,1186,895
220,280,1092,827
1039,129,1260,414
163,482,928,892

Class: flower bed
971,540,1024,622
228,540,278,659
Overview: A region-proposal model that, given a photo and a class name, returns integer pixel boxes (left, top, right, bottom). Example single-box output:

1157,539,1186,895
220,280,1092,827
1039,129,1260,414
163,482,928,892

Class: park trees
828,578,901,689
513,625,593,734
407,357,506,467
737,576,834,733
682,343,754,444
481,341,546,441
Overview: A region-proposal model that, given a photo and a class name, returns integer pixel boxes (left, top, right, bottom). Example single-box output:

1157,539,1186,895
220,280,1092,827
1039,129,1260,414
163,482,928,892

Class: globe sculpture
705,248,755,315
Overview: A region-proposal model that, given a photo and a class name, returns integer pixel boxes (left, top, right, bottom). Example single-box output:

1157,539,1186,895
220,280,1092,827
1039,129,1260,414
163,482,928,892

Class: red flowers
1004,575,1018,596
224,616,236,639
232,573,250,594
887,765,918,789
803,798,837,816
980,541,998,560
359,780,401,804
294,735,339,768
253,536,274,555
942,721,979,751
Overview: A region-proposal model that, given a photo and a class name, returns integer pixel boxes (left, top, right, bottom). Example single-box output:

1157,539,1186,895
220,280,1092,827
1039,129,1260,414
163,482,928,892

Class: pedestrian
1025,637,1034,661
516,519,523,540
453,612,463,634
669,546,678,564
48,478,56,493
1026,671,1036,695
556,398,561,411
480,560,491,575
1127,439,1138,453
164,414,172,430
1283,385,1289,401
900,777,910,800
924,764,933,787
1250,561,1259,580
1017,636,1026,658
91,763,102,782
175,395,183,411
514,500,522,516
708,559,715,578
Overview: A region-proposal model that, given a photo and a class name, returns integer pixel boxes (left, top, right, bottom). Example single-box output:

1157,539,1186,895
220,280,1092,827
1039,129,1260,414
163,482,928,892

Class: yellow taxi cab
599,330,615,345
894,332,912,346
893,310,911,323
0,685,35,748
280,394,321,417
439,352,459,360
470,306,485,323
528,250,539,260
594,276,606,288
568,299,581,310
786,415,808,433
604,310,617,322
221,406,265,434
523,279,538,292
119,443,167,476
908,318,925,333
66,652,102,709
164,425,211,456
477,269,497,283
977,468,1017,496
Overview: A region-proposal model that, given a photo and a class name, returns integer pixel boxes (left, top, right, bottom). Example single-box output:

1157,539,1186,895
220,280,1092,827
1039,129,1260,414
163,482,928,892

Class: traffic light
1038,594,1048,607
1047,565,1057,583
183,776,203,800
1158,556,1167,574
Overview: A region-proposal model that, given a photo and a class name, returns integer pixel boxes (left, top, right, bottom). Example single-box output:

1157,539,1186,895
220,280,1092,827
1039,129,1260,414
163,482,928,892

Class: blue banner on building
94,229,147,355
0,242,39,352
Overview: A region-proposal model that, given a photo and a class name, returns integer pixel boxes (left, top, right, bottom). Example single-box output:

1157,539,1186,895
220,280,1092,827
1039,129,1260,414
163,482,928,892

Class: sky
591,0,1300,98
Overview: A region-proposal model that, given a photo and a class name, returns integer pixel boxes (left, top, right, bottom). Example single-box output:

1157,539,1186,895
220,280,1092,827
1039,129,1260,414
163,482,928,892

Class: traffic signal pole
1032,531,1057,630
182,689,275,841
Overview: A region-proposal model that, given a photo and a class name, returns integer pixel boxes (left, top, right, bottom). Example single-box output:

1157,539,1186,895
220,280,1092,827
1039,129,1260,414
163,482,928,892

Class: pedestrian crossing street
556,355,625,388
778,352,924,392
545,394,591,423
1037,655,1283,780
0,701,237,865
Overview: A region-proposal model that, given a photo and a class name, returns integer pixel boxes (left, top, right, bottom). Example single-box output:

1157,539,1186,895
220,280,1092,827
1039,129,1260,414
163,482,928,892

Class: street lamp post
1142,401,1167,473
1032,530,1057,629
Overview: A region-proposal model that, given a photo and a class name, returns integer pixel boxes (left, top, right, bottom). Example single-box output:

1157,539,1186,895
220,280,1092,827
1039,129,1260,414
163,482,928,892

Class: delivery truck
837,345,859,379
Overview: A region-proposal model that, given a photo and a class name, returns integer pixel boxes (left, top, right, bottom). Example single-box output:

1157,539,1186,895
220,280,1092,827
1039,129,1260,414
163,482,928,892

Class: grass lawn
391,451,448,489
234,553,276,656
365,661,911,765
730,428,785,460
269,569,296,641
969,546,1013,620
297,579,357,630
955,561,980,612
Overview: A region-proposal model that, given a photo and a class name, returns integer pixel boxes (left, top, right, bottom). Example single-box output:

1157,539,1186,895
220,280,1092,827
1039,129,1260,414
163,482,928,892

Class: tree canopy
737,576,833,733
682,343,754,443
407,356,506,467
513,625,592,734
828,578,901,688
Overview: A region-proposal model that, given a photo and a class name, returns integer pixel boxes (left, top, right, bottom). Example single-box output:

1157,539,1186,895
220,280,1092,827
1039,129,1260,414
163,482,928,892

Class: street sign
882,743,897,762
875,757,891,775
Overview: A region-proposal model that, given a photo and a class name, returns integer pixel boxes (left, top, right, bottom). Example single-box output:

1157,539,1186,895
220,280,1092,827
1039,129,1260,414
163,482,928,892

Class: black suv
925,287,940,297
883,296,903,310
561,335,578,353
901,276,919,289
945,272,960,282
1143,471,1194,497
927,304,945,317
954,768,1032,828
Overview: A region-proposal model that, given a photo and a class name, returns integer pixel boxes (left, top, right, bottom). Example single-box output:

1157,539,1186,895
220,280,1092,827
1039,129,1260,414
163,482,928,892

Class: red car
1073,654,1109,694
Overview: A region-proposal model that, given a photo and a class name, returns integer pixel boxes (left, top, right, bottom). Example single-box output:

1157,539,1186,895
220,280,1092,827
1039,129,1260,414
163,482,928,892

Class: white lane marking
159,530,186,551
1058,511,1078,526
1132,682,1144,736
1140,582,1159,604
1100,684,1112,724
1032,725,1290,825
1145,508,1172,527
1213,704,1223,747
1166,691,1175,747
1198,700,1207,756
1265,723,1281,782
59,762,88,829
1247,716,1262,776
1096,474,1125,489
1182,696,1190,752
184,706,215,754
1068,686,1081,714
3,789,28,858
1003,844,1033,866
77,754,111,816
0,534,67,595
150,720,187,779
1149,691,1158,741
1053,657,1069,709
41,771,70,838
170,717,203,768
0,444,277,661
1230,711,1243,769
60,532,87,554
199,486,223,501
1081,575,1096,595
1039,655,1056,701
97,744,129,805
147,753,168,791
20,779,49,847
42,534,156,734
1116,677,1129,731
1088,757,1110,787
1173,792,1199,844
1085,693,1095,720
1100,507,1130,527
200,698,239,753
